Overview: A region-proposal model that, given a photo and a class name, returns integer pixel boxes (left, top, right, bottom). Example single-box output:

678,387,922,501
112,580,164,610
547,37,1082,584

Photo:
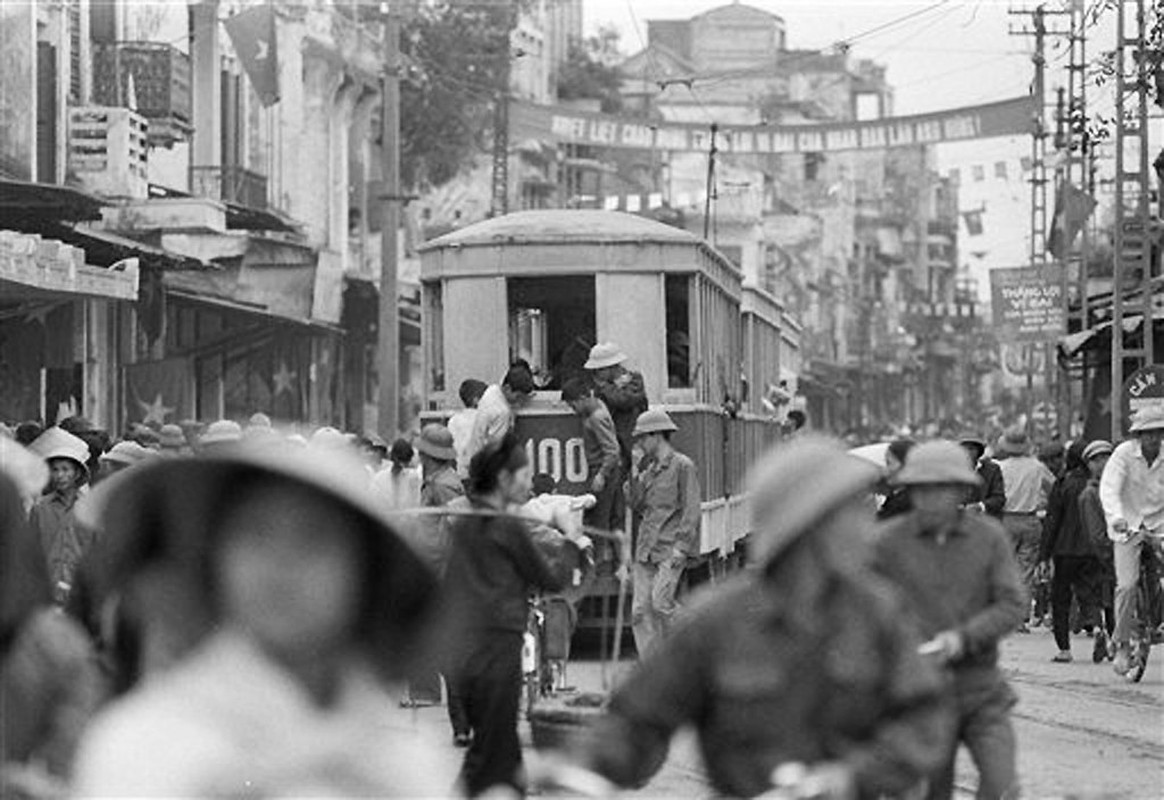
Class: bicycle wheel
1128,582,1152,683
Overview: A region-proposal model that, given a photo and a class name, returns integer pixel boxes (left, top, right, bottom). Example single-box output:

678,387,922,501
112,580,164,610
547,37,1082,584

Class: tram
418,210,800,631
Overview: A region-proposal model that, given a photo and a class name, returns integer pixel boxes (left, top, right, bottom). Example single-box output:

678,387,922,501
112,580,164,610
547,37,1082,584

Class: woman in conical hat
72,442,449,796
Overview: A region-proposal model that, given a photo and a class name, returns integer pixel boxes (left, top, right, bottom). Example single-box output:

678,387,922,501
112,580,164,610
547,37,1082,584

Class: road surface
404,626,1162,797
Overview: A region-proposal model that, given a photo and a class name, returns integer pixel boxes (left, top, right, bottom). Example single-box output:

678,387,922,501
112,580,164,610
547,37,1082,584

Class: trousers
1002,514,1042,615
927,677,1018,800
1113,531,1148,645
631,559,683,657
451,632,524,797
1051,555,1104,651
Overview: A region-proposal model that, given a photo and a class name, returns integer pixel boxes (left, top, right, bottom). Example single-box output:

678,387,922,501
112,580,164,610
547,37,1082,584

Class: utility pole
1010,4,1068,425
377,5,402,440
491,3,516,217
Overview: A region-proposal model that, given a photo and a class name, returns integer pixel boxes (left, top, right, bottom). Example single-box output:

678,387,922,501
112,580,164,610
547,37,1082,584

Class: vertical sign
0,1,35,179
990,265,1067,343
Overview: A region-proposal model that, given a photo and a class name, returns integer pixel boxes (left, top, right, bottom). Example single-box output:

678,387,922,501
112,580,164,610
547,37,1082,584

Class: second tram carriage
419,210,800,631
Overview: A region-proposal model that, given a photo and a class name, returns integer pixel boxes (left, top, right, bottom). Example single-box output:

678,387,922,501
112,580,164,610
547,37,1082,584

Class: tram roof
419,210,703,252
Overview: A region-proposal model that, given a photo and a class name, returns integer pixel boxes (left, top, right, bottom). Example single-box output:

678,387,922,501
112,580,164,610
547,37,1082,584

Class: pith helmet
633,409,678,438
894,440,983,487
29,426,91,482
748,436,880,566
584,342,629,370
200,419,243,446
415,424,457,462
100,441,155,467
1129,405,1164,432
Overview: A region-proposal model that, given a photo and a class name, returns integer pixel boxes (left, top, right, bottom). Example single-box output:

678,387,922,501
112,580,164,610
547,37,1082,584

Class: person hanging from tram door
464,365,537,469
561,378,623,538
584,343,648,483
626,409,700,657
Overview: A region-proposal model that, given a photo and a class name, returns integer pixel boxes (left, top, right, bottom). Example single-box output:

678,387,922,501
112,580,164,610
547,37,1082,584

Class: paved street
404,627,1162,797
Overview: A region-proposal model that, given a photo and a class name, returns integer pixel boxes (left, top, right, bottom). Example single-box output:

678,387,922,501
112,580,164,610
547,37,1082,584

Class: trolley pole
703,123,718,241
377,6,402,440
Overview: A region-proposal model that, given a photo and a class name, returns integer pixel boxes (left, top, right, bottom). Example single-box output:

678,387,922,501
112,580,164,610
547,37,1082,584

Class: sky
582,0,1119,294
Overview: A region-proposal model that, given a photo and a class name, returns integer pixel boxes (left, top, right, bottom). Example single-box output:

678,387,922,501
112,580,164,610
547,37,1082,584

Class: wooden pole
377,8,401,440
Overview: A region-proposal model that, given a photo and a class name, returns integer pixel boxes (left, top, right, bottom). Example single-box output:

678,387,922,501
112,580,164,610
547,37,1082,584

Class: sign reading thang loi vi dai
990,265,1067,343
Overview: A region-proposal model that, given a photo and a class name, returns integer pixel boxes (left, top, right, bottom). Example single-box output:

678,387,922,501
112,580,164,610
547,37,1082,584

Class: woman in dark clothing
444,433,588,797
877,439,916,520
1039,440,1105,663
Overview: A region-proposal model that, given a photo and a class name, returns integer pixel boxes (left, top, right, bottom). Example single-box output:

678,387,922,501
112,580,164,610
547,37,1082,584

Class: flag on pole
125,359,190,425
1047,182,1097,260
224,5,280,106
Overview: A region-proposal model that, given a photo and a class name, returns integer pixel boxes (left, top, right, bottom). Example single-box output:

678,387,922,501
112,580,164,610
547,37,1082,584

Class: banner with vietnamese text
990,265,1066,344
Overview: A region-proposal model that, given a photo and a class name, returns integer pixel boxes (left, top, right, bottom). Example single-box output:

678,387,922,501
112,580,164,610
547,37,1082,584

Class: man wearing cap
872,440,1027,800
960,437,1005,520
585,343,648,477
575,438,950,798
465,364,536,467
1099,405,1164,676
627,409,700,655
1079,440,1116,661
995,427,1055,630
28,427,96,604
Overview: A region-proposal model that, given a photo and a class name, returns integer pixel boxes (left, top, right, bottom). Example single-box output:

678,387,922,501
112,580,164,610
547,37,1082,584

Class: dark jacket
443,497,581,639
877,487,912,520
964,458,1005,518
872,511,1027,681
593,368,648,461
579,566,951,798
1040,467,1094,560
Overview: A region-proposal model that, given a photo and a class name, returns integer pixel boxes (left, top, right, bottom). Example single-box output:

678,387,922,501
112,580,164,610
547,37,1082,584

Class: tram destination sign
990,265,1067,343
511,96,1034,155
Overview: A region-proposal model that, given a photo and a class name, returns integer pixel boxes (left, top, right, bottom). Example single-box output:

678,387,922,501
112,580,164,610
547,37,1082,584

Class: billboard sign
1123,365,1164,429
990,265,1067,343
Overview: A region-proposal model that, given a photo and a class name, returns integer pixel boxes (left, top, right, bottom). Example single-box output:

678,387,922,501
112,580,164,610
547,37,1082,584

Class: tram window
665,275,691,388
507,276,595,390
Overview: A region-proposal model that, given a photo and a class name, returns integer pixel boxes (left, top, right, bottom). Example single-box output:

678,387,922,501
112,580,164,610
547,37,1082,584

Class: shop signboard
990,265,1066,343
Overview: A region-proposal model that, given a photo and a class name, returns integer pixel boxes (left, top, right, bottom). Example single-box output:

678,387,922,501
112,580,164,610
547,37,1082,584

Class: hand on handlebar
762,762,855,800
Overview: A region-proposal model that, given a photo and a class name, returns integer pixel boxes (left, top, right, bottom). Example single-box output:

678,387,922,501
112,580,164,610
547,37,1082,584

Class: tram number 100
524,437,588,486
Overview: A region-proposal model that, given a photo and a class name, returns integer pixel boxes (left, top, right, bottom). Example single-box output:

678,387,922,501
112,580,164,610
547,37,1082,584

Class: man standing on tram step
575,438,951,799
464,364,536,468
994,427,1055,631
561,378,623,535
872,440,1027,800
1099,405,1164,677
627,409,700,656
585,343,648,478
449,379,487,480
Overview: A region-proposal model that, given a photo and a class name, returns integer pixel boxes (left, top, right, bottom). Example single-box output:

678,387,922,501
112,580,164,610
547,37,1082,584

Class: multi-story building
1,0,420,434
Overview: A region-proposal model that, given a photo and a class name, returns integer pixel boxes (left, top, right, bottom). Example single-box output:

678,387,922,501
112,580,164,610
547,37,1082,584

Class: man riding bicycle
1099,405,1164,676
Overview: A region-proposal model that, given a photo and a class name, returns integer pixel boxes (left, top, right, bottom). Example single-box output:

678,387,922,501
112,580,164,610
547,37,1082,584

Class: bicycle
1124,529,1164,683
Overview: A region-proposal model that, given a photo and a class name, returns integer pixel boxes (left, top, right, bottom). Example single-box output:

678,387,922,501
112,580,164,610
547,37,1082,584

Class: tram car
418,210,800,632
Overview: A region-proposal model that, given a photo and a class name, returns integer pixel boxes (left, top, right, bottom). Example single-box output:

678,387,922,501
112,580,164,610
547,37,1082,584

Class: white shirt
72,630,450,797
447,408,478,477
465,385,513,465
1099,439,1164,541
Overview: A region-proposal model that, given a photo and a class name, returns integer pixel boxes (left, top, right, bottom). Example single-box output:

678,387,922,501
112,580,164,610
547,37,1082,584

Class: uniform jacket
579,566,951,798
629,450,701,563
593,368,647,457
73,629,447,797
580,402,621,483
872,511,1027,680
969,459,1006,519
412,466,465,578
29,492,93,599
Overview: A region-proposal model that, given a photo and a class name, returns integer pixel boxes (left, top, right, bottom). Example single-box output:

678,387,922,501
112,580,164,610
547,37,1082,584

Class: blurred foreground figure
576,438,950,799
2,455,102,791
872,441,1026,800
71,444,448,796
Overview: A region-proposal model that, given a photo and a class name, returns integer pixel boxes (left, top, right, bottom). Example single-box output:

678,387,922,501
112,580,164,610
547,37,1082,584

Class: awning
1,229,138,301
1059,316,1144,358
44,223,207,271
0,179,104,225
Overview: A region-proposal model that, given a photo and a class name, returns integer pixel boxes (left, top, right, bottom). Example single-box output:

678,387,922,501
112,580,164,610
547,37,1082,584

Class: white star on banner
256,38,269,61
273,362,297,396
139,393,174,426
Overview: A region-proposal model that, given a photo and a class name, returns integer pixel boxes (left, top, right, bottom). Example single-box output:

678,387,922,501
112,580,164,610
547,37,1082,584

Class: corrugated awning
1,229,138,301
0,179,104,224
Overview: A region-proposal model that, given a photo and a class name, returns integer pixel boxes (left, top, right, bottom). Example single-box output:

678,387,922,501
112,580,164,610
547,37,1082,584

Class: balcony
93,42,192,147
190,166,269,210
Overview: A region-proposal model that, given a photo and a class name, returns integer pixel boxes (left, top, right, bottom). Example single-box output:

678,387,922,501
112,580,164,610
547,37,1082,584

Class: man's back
998,456,1053,513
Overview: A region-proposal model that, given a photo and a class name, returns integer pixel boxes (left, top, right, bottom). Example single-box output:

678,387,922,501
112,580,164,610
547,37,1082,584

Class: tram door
506,276,595,391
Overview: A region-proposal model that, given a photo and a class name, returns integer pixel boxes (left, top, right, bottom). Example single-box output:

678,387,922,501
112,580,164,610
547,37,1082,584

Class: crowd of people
1,344,1161,798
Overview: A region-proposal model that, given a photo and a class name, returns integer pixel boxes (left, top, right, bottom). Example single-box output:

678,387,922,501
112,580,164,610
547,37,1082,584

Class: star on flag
273,362,297,397
139,393,175,426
